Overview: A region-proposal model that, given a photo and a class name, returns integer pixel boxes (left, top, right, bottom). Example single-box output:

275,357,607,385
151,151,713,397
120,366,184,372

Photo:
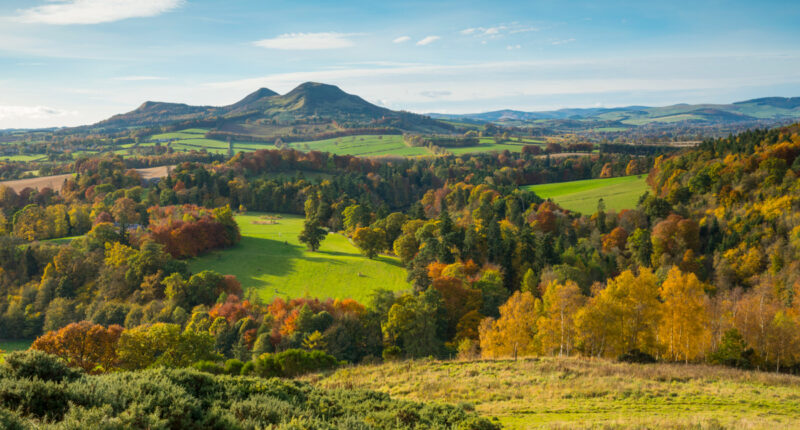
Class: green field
307,357,800,429
288,135,430,157
188,213,411,303
141,129,549,158
0,154,47,161
525,175,649,214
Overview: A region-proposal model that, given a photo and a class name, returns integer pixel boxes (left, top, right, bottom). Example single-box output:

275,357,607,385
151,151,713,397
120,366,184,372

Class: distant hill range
429,97,800,126
88,82,452,138
72,85,800,143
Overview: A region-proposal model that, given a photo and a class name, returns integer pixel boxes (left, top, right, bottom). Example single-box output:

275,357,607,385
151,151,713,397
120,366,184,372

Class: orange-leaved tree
32,321,123,373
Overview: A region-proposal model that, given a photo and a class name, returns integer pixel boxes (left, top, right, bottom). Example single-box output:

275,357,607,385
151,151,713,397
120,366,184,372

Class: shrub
1,350,83,382
618,349,657,364
224,359,245,376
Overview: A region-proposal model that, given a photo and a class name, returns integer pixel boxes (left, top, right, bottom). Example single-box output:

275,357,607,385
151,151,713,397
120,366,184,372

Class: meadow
188,213,411,303
525,175,649,214
307,357,800,429
140,129,547,158
288,135,430,157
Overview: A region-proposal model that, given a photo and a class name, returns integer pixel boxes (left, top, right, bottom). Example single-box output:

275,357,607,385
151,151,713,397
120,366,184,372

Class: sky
1,0,799,129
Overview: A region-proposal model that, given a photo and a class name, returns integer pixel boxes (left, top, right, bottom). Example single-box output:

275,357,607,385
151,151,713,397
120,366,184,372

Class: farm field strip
525,175,649,214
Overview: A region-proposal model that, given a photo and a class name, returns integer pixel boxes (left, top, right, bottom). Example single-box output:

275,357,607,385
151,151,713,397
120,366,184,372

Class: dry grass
304,357,800,429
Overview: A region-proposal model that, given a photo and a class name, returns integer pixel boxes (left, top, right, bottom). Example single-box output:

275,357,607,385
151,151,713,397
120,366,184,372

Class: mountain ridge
429,96,800,124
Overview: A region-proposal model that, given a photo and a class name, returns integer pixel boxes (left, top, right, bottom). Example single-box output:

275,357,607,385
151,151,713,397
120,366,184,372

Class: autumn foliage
147,204,240,258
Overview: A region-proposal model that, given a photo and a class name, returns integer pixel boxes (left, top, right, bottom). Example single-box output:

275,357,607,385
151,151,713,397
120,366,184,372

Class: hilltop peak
227,87,279,110
285,82,348,99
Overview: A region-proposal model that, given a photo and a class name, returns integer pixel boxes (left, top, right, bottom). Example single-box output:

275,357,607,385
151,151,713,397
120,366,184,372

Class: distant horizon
1,0,799,128
3,82,799,131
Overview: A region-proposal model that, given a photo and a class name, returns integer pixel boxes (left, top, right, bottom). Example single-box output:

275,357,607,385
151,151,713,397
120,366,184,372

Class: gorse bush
0,352,497,429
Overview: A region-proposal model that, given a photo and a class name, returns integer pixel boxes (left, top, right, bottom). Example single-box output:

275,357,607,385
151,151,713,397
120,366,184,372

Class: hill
88,82,454,137
307,357,800,429
431,96,800,125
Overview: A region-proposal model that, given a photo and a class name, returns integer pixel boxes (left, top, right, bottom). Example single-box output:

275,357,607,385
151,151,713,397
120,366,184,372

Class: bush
0,366,491,428
253,349,339,378
618,349,657,364
224,359,245,376
0,407,27,430
192,360,223,375
1,350,83,382
0,377,73,420
230,394,299,427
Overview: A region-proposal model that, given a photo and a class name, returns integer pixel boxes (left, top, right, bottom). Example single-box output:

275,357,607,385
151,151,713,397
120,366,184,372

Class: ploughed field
188,213,411,303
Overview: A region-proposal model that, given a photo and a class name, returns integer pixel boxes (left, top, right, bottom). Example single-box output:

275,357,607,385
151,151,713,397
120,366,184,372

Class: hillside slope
307,357,800,429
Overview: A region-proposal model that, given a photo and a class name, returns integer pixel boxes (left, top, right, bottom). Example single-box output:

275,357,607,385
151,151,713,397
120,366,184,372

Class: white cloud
552,38,576,45
253,32,357,50
114,76,167,81
506,44,521,50
393,36,411,43
416,36,440,46
0,105,73,120
16,0,184,25
460,23,538,38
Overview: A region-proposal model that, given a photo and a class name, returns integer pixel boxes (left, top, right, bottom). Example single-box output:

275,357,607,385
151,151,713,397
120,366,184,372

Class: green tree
382,289,445,358
299,218,326,251
352,227,387,259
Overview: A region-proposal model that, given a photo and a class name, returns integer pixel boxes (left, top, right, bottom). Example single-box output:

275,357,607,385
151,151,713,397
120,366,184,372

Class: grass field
288,135,430,157
525,175,649,214
0,154,47,161
141,129,550,158
188,213,411,303
307,357,800,429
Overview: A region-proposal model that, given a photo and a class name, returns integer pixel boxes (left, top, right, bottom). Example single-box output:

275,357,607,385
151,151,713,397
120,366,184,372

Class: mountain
89,82,451,135
430,97,800,125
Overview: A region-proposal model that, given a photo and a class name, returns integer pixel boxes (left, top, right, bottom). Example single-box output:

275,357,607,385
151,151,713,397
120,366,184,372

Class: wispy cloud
114,76,167,81
416,36,440,46
393,36,411,43
0,105,73,120
253,32,358,50
460,23,538,38
506,44,522,50
16,0,184,25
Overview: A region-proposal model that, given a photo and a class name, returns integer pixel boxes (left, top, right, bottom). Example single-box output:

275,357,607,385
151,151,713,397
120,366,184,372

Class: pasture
307,357,800,429
188,213,411,303
525,175,649,214
288,135,430,157
141,129,551,158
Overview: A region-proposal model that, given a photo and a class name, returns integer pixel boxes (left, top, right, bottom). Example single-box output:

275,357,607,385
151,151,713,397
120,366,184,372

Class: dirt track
0,165,172,193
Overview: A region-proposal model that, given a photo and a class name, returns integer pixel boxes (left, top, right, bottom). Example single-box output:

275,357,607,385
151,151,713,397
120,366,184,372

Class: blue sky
1,0,799,128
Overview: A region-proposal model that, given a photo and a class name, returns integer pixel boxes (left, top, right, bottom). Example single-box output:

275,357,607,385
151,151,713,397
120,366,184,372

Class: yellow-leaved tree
576,269,660,358
659,267,709,362
479,291,541,358
536,281,585,357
